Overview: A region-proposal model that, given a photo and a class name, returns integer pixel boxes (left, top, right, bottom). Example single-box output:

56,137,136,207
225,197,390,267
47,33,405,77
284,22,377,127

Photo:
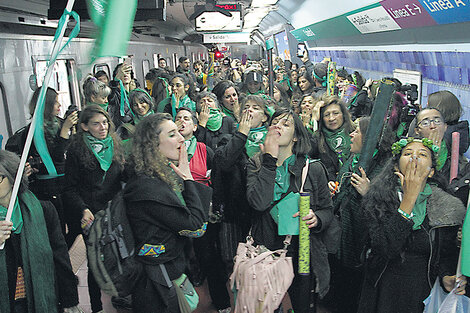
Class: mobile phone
297,43,306,58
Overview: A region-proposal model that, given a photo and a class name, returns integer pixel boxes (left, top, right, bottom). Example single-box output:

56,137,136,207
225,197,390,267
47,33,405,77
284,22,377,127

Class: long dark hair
70,105,124,170
297,70,314,94
317,95,354,154
251,107,311,171
363,138,439,222
212,80,239,110
29,87,58,121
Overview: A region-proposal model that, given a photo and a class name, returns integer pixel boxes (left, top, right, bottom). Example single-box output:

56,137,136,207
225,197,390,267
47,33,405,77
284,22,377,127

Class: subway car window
0,82,12,146
92,63,111,80
142,59,150,87
35,60,72,118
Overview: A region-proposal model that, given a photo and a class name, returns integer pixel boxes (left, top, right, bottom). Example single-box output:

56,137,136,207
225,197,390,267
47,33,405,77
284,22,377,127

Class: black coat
195,115,235,150
5,200,78,311
62,142,124,219
123,175,211,313
108,81,132,129
246,153,334,297
309,132,340,181
358,185,465,313
348,89,373,120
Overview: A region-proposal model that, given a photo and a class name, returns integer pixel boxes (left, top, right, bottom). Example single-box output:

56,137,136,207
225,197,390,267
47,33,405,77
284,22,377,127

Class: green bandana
245,126,268,158
323,127,351,167
221,105,236,121
0,197,23,234
270,155,301,235
90,102,108,111
171,94,196,117
273,154,296,201
44,117,60,138
436,141,448,171
83,133,114,172
0,191,57,313
132,109,154,125
185,136,198,161
118,80,130,117
206,108,223,131
411,183,432,230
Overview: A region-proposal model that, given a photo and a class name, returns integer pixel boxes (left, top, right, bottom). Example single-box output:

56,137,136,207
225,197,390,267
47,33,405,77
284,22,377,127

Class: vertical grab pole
266,36,275,98
1,0,76,249
450,131,460,184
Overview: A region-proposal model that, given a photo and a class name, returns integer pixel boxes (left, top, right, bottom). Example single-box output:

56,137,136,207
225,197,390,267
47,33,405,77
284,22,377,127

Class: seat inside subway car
0,0,470,313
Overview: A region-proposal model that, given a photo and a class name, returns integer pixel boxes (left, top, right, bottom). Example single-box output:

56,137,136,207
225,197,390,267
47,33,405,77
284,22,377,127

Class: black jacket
5,200,78,311
359,186,465,313
124,175,211,279
309,132,341,181
62,142,124,219
246,153,334,297
195,116,235,150
349,89,373,120
108,80,133,129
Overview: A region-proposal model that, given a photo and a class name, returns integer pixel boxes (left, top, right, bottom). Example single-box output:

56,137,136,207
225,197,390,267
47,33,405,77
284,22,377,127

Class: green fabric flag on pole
461,208,470,276
87,0,138,59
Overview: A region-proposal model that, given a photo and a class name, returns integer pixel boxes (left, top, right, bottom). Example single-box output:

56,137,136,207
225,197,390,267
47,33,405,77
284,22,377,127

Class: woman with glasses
414,108,467,184
0,150,83,313
63,105,125,313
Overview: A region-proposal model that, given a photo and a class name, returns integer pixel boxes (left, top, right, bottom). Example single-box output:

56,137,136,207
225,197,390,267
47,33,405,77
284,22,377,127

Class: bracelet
398,208,413,220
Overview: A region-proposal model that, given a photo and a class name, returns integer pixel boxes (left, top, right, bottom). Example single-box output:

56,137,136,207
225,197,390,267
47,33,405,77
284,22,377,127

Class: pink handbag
230,235,294,313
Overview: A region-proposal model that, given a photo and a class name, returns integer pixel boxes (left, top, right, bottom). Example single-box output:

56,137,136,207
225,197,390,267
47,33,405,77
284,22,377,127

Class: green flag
461,208,470,276
87,0,138,59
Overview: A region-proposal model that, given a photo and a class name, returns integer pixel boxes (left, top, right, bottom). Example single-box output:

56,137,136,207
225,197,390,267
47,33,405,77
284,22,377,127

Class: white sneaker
218,308,231,313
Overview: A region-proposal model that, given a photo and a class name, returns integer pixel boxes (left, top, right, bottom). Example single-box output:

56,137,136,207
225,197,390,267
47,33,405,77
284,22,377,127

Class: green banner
88,0,138,59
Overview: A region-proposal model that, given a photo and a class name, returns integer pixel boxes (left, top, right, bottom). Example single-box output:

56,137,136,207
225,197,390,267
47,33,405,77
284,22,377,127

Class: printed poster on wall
347,5,402,34
380,0,437,28
274,31,291,61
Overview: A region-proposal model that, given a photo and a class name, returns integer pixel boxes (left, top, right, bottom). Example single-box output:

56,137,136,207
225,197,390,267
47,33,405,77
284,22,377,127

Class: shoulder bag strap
159,264,173,288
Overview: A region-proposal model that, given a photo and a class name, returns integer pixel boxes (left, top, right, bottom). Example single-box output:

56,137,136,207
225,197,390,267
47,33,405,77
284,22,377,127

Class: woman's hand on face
395,156,429,198
238,110,252,136
293,209,318,228
0,220,13,244
169,144,194,181
351,167,370,196
428,128,444,147
260,125,280,158
198,103,210,127
115,64,131,82
442,275,467,295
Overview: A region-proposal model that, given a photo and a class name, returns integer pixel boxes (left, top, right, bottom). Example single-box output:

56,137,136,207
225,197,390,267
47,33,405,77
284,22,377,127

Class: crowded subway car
0,0,469,313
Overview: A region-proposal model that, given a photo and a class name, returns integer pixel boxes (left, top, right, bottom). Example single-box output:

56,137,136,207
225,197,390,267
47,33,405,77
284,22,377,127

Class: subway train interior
0,0,470,312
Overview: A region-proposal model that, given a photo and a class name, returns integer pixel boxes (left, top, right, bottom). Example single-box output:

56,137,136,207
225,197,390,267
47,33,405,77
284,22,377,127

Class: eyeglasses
418,117,443,128
0,176,5,184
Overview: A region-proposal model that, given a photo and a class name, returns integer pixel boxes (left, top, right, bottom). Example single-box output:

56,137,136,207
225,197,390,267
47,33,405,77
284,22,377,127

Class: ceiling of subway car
0,0,391,42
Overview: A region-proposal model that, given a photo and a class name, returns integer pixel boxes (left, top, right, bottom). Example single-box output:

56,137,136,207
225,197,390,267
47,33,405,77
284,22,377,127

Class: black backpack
86,192,142,297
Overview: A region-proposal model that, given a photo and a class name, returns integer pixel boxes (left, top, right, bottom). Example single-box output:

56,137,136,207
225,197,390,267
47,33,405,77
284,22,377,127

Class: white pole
1,0,76,249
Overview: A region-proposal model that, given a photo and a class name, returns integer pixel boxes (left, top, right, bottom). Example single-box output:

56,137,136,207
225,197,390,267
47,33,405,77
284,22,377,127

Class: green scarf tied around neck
206,108,223,131
436,141,448,171
83,133,114,172
171,94,196,118
221,105,236,121
406,183,433,230
0,191,57,313
245,126,268,158
132,109,154,125
87,101,108,111
323,127,351,167
44,118,60,138
185,136,198,161
0,197,23,234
